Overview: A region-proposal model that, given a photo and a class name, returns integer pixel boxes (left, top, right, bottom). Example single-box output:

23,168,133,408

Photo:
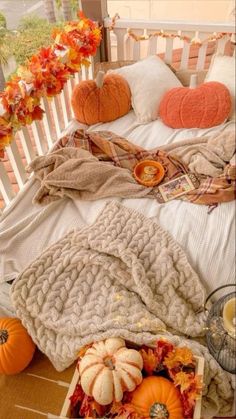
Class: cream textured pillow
108,55,182,123
205,54,235,120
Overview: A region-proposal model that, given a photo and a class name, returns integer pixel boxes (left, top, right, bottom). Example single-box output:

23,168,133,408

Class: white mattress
0,112,235,316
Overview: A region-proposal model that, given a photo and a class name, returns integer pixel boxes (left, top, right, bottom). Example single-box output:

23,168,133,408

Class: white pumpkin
79,338,143,405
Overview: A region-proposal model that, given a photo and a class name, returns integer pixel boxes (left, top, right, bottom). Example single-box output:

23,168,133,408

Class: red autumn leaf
69,383,85,408
155,339,174,364
31,105,44,121
139,347,159,375
181,391,195,418
79,395,106,418
122,391,133,404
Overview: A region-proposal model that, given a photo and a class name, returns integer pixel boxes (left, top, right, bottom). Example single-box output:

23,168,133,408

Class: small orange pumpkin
0,318,35,375
71,71,131,125
159,75,231,129
131,376,184,419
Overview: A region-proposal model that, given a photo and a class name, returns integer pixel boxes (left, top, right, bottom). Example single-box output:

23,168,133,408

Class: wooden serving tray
60,355,204,419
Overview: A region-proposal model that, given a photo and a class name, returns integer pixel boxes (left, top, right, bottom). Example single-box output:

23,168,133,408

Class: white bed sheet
0,112,235,316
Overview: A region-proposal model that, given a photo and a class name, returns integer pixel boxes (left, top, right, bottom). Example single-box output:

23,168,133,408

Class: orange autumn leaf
0,117,13,148
110,402,141,419
109,401,123,414
163,347,194,369
140,348,159,375
174,371,194,392
0,14,101,149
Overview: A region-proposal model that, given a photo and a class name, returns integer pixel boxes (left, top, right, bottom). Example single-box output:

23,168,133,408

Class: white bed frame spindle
0,65,92,216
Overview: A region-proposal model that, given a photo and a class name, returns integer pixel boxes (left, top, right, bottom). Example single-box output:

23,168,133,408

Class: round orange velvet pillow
159,78,231,129
71,71,131,125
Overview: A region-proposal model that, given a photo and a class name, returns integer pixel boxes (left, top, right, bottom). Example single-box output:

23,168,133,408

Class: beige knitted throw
11,202,234,417
28,129,235,206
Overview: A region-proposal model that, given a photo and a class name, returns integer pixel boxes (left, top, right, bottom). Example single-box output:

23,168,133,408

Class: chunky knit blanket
11,202,234,417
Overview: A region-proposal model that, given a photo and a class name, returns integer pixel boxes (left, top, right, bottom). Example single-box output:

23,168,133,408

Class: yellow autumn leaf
17,66,34,84
68,48,79,61
82,58,91,67
25,96,35,112
174,371,193,392
93,28,102,38
64,24,74,33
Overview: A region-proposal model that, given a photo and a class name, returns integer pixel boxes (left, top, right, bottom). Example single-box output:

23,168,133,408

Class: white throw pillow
108,55,182,123
205,54,235,120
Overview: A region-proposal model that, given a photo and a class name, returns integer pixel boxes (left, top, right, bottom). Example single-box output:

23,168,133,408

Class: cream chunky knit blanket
11,202,234,417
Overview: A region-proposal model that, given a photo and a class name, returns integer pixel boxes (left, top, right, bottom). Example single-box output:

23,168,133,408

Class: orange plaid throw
54,129,235,206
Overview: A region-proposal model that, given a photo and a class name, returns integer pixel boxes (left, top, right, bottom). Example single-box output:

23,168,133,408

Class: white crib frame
0,18,235,215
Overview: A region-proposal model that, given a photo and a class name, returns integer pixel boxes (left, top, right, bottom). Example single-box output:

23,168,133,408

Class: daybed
0,16,235,418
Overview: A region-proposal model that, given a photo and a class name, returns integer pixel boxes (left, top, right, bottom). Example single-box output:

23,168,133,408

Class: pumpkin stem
189,74,198,89
0,329,8,344
104,356,115,370
150,402,169,419
95,71,105,88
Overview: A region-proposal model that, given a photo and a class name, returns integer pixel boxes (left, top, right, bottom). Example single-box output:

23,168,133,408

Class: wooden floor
0,349,75,419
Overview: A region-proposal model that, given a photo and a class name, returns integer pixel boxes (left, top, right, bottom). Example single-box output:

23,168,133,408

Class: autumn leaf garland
0,12,102,156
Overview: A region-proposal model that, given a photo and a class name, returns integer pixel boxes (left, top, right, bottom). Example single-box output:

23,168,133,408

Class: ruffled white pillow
108,55,182,123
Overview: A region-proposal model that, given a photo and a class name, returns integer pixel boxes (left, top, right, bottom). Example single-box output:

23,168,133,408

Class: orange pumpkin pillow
71,71,131,125
159,75,231,129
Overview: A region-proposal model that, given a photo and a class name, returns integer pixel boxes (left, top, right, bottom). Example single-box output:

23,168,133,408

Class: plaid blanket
53,129,235,206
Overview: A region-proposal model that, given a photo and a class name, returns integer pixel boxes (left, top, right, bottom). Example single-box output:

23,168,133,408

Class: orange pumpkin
159,75,231,129
131,376,183,419
71,71,131,125
0,318,35,375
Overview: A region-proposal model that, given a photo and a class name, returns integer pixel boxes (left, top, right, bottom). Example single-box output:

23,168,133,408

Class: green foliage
9,15,63,66
55,0,80,18
0,26,11,65
0,12,7,29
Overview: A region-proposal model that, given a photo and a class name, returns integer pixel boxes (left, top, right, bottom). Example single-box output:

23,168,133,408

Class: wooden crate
60,355,204,419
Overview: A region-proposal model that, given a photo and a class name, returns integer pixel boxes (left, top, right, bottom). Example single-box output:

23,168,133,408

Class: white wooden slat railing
104,18,235,66
7,141,28,188
0,163,15,205
18,128,36,165
0,66,92,215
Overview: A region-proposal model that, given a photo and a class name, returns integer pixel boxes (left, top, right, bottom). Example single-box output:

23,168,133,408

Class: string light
109,14,233,47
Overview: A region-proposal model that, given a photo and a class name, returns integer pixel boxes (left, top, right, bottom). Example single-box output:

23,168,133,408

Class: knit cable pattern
11,201,206,371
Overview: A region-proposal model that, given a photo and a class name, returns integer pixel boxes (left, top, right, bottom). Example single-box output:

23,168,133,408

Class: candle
223,298,236,338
